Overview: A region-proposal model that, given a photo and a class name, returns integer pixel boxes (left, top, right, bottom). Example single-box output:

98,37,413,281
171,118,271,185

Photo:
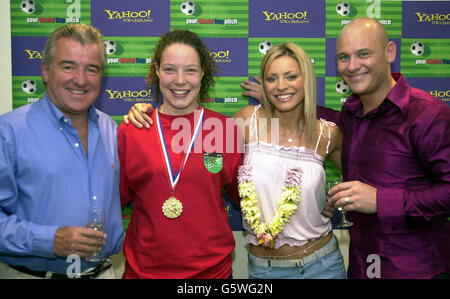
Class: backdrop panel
10,0,450,231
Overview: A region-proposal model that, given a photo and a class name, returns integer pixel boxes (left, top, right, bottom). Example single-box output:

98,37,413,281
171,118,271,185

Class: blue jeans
248,235,346,279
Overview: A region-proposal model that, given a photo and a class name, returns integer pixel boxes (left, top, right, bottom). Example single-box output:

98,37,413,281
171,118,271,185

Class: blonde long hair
260,42,317,145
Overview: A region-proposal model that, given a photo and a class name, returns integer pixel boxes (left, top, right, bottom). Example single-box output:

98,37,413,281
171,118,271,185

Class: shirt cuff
377,188,407,234
31,224,59,258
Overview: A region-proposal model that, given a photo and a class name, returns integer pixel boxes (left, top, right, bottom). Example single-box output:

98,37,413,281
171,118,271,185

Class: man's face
336,24,394,101
42,37,103,118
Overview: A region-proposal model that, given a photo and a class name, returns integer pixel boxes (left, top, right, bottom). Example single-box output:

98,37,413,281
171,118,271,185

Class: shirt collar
343,72,410,116
385,73,410,115
42,92,100,126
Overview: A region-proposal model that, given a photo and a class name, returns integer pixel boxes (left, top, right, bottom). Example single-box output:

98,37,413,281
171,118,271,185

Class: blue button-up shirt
0,94,124,274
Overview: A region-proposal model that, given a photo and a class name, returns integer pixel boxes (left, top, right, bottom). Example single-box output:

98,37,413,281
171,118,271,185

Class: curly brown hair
146,30,218,104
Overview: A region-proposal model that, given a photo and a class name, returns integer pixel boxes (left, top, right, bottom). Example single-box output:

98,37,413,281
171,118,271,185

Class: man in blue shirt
0,24,124,278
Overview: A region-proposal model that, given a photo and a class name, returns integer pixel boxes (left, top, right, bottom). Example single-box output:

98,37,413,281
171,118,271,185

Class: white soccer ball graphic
336,2,351,17
410,41,425,56
21,0,35,14
181,1,195,15
335,79,350,95
258,41,273,55
22,79,37,94
104,40,116,55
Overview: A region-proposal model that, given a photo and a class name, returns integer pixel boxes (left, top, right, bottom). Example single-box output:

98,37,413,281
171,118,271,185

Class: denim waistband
248,235,338,268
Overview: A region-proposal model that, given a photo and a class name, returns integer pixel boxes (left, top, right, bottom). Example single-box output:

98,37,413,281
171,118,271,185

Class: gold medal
162,196,183,219
156,108,203,220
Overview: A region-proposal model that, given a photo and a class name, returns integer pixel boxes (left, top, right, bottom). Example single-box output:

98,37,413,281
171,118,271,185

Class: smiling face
156,43,204,115
336,18,396,104
42,37,103,119
264,55,305,114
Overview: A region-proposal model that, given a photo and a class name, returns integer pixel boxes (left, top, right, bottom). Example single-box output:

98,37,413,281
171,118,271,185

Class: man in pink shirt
327,18,450,279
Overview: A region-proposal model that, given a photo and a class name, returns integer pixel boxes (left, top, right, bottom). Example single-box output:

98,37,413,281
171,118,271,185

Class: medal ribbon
155,107,204,190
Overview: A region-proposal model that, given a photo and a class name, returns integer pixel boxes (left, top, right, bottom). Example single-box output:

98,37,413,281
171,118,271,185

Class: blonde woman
233,43,345,278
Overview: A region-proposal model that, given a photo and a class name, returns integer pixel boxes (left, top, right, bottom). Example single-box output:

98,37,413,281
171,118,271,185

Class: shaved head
336,17,397,110
338,18,388,50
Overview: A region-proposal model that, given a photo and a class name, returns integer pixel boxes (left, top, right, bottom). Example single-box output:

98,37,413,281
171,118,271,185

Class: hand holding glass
328,180,354,229
86,207,105,262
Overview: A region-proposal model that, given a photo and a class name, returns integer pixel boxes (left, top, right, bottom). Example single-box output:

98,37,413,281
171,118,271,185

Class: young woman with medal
118,30,242,279
125,43,346,279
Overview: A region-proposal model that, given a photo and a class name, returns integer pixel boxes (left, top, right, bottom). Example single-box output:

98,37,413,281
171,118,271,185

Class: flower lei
238,165,302,248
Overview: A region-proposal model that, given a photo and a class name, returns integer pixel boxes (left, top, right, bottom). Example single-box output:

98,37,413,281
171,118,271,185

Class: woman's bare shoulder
233,104,265,121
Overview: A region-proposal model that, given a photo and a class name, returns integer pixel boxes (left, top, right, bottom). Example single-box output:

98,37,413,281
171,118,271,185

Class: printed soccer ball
22,79,37,94
104,40,116,55
410,41,425,56
21,0,35,14
258,41,272,55
336,2,351,17
181,1,195,15
335,79,350,95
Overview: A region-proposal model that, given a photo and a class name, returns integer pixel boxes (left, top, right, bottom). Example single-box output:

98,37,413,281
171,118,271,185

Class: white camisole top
243,105,334,249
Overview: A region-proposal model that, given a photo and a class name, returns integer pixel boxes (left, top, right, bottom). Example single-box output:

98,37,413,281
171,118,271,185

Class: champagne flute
328,180,354,229
86,207,105,262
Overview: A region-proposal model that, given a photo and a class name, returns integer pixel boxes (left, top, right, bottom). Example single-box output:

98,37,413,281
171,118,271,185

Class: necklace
238,165,303,248
279,126,303,144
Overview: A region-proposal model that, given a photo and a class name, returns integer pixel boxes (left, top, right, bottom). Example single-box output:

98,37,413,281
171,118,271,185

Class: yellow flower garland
238,166,302,248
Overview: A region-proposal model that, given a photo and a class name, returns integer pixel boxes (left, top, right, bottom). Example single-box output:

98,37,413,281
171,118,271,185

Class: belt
248,237,338,268
9,259,112,279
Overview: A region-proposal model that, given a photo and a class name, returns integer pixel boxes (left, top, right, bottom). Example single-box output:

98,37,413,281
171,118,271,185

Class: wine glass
86,207,105,262
328,180,354,229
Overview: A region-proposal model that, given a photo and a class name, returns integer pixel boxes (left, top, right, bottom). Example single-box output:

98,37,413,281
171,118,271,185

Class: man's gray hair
42,23,106,72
